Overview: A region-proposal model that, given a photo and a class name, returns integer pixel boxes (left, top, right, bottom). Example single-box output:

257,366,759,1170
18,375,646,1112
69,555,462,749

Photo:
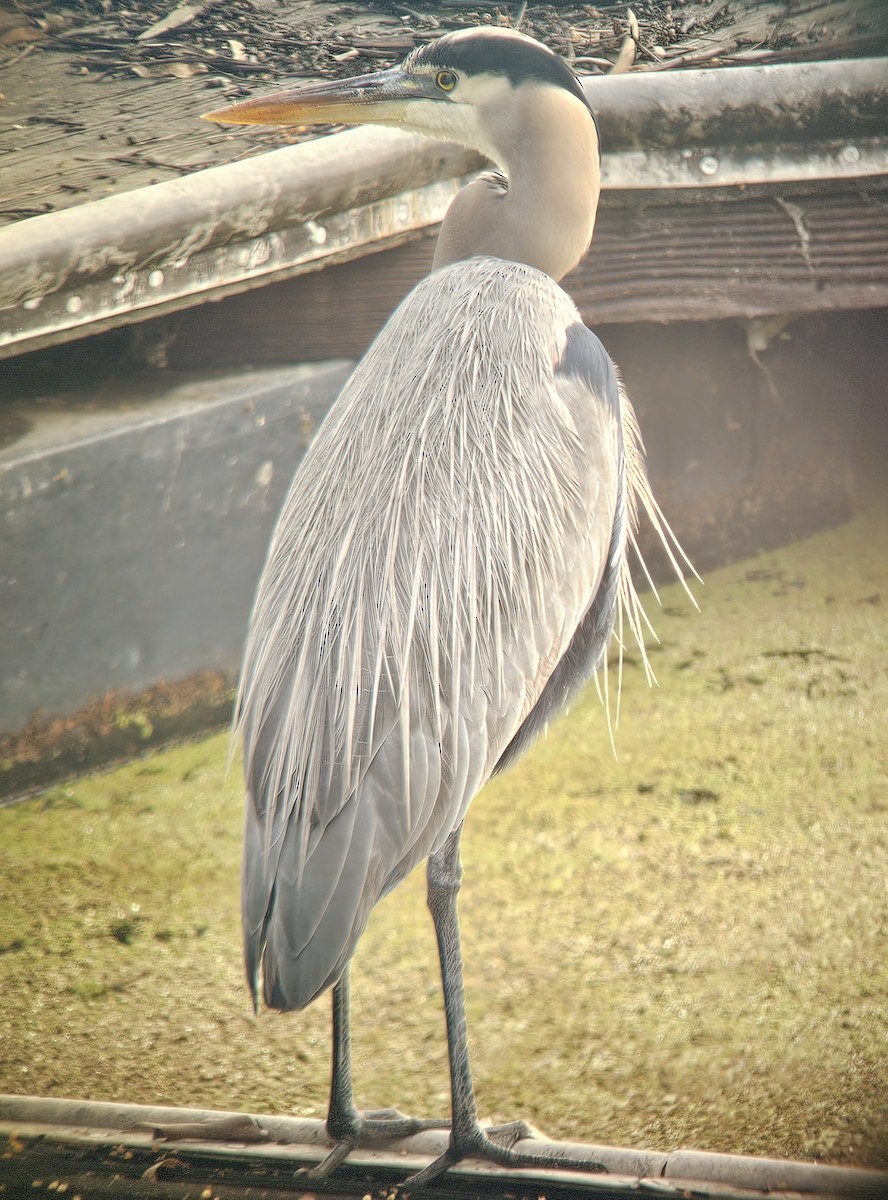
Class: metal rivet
840,144,860,165
699,155,719,176
148,269,164,288
66,295,82,314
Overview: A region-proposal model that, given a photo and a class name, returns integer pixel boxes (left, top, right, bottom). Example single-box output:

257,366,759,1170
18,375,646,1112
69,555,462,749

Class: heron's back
237,257,625,1011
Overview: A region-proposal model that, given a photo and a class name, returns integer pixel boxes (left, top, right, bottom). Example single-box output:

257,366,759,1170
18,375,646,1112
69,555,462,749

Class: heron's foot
296,1109,450,1181
401,1120,607,1190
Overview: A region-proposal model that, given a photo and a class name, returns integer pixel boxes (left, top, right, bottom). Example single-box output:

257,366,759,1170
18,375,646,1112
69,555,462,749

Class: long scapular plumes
604,375,700,732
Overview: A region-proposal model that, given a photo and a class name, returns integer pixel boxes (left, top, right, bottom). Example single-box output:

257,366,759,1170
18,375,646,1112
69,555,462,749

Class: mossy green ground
1,505,886,1169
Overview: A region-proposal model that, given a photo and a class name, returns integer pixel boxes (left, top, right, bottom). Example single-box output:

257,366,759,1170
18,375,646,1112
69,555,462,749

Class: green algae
1,503,886,1169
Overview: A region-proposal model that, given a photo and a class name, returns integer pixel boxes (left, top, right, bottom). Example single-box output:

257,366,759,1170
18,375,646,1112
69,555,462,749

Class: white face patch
394,71,517,166
391,92,484,150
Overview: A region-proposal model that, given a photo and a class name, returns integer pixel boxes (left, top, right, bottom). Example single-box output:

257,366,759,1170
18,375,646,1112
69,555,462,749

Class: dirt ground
1,495,886,1169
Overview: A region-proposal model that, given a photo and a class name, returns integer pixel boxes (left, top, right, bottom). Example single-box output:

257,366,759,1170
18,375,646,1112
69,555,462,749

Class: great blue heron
205,27,690,1187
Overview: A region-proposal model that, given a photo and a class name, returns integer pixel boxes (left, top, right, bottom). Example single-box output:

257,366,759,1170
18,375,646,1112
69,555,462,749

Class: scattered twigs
641,40,740,71
138,1,223,43
609,8,638,74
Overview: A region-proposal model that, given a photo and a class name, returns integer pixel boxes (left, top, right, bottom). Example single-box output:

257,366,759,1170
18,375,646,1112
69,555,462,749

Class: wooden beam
573,180,888,324
1,57,884,359
2,1095,886,1199
162,178,888,369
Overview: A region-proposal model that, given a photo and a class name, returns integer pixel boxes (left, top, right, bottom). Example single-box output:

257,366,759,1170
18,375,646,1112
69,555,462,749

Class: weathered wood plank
161,179,888,369
2,55,885,359
2,1096,886,1198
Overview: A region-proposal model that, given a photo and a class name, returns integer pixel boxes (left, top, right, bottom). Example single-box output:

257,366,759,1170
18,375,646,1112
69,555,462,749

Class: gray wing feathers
237,259,624,1011
247,792,371,1010
496,323,626,771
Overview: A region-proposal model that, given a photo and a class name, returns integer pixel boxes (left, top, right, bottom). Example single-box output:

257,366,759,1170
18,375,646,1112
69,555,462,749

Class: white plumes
603,374,700,733
236,259,611,909
235,256,697,1005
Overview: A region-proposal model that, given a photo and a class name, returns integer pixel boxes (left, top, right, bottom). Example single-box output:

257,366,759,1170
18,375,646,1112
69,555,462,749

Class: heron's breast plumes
236,258,697,1009
238,261,617,872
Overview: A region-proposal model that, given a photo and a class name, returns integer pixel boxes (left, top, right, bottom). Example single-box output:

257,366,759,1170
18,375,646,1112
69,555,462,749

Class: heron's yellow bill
202,66,426,127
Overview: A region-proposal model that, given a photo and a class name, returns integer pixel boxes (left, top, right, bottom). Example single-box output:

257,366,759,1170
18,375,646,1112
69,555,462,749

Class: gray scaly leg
404,825,607,1188
297,965,448,1180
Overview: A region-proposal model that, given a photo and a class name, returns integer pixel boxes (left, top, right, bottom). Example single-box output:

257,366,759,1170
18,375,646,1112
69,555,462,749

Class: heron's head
203,27,595,167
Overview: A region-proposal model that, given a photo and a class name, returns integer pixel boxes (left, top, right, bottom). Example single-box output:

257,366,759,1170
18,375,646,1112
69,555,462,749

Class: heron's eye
435,69,458,93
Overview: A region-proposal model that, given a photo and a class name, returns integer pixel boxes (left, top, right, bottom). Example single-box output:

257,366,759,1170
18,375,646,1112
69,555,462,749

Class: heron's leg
297,965,448,1181
425,825,479,1158
403,825,606,1189
294,971,359,1179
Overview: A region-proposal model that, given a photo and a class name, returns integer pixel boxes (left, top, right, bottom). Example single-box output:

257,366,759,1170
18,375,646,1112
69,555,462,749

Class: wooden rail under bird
204,26,693,1189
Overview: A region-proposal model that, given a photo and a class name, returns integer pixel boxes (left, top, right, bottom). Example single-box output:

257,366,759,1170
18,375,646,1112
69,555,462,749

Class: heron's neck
434,87,600,283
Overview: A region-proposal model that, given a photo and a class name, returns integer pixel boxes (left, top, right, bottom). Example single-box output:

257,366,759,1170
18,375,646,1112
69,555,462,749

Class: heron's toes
297,1109,450,1181
402,1123,607,1189
295,1139,354,1181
